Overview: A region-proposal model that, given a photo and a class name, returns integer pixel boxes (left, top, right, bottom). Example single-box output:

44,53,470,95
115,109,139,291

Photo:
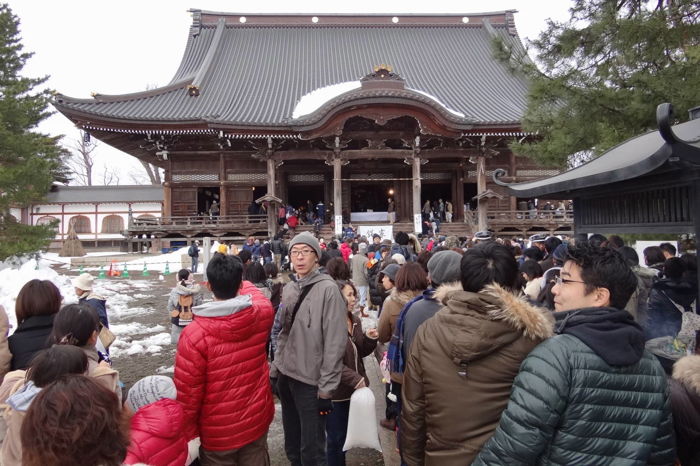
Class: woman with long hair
377,262,428,430
8,280,62,370
326,280,378,466
168,268,203,344
49,303,120,400
20,374,129,466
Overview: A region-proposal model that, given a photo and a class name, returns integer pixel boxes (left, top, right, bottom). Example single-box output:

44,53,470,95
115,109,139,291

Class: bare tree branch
66,130,97,185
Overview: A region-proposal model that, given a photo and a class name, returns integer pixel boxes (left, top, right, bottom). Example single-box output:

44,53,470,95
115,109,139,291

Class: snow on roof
292,81,361,119
409,88,466,118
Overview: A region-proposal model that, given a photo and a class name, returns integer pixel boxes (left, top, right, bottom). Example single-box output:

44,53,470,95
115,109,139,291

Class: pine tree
0,4,68,260
497,0,700,167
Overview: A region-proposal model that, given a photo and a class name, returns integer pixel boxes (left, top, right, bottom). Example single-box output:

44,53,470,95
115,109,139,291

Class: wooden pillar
476,155,488,232
219,154,227,217
454,168,464,222
266,157,276,237
333,156,343,236
412,156,422,233
163,182,172,217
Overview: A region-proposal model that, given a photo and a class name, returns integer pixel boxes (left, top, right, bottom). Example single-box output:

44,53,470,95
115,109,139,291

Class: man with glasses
272,232,347,465
474,243,675,465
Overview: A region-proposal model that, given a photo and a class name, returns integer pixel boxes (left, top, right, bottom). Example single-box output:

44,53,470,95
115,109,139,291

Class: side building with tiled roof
11,185,163,248
53,10,570,239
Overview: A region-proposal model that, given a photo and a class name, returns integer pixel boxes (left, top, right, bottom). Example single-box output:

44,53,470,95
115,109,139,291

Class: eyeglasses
290,249,314,257
554,276,586,286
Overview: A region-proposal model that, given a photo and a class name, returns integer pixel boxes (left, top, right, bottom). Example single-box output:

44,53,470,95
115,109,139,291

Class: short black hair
522,247,544,262
319,251,331,267
207,254,244,300
587,234,608,248
460,242,518,292
328,240,338,250
519,260,543,280
244,261,266,284
659,242,677,257
663,257,685,281
544,236,562,255
395,231,409,246
618,246,639,267
565,243,637,310
238,249,252,264
643,246,665,266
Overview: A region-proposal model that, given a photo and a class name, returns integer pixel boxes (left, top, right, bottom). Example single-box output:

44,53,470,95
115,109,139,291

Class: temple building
53,10,569,240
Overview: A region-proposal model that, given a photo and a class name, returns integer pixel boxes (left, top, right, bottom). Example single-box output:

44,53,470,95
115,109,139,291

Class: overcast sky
10,0,572,185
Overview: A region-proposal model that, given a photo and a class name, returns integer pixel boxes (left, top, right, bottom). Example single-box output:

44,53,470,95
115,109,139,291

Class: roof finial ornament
361,65,405,89
187,84,200,97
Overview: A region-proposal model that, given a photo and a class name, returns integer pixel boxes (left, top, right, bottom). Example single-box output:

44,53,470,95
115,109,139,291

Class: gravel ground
63,268,385,465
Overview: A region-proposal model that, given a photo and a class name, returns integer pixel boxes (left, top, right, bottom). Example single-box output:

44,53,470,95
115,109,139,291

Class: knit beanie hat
427,250,463,286
288,232,321,258
126,375,177,412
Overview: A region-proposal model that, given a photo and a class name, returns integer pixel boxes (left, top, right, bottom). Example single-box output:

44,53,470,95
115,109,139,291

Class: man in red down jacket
175,253,274,465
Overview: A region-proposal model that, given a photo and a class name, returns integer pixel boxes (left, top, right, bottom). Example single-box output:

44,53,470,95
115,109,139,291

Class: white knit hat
72,273,94,291
126,375,177,412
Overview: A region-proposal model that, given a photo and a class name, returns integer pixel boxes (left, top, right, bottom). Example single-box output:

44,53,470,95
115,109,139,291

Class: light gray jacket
272,270,347,397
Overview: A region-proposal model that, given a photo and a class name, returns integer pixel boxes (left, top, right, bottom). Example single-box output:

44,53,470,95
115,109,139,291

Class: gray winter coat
272,270,347,397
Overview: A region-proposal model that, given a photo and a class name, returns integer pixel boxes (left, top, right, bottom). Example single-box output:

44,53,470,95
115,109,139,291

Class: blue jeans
191,256,198,273
277,374,327,466
326,400,350,466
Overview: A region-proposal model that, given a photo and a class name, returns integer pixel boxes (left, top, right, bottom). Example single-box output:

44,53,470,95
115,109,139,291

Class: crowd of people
0,227,697,465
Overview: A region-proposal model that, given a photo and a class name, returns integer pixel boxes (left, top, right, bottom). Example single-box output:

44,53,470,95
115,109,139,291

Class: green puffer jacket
473,310,675,466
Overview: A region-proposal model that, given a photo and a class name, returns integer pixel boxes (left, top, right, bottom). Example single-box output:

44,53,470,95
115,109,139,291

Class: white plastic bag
343,387,382,452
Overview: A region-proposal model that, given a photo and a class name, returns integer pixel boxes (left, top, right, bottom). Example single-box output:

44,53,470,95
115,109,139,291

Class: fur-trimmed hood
434,282,554,363
389,288,421,307
673,354,700,394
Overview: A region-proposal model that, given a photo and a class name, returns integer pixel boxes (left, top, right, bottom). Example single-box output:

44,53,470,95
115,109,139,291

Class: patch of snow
110,323,165,337
156,365,174,374
110,332,171,358
292,81,361,119
409,88,466,118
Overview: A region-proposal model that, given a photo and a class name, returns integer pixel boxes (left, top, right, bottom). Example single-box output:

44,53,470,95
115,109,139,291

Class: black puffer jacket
8,314,55,370
474,307,675,466
367,259,383,306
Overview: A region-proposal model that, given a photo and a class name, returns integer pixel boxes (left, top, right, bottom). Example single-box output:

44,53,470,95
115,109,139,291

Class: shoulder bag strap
290,282,317,328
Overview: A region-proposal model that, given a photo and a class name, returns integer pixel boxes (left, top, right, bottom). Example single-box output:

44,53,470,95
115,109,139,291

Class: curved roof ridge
54,76,194,104
191,17,226,89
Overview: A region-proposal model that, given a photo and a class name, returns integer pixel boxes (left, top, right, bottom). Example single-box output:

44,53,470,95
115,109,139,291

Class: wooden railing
465,210,574,223
129,214,267,230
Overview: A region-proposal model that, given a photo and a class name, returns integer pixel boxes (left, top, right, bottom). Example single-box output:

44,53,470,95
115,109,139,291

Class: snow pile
110,323,165,336
0,258,76,331
110,332,172,358
292,81,361,119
